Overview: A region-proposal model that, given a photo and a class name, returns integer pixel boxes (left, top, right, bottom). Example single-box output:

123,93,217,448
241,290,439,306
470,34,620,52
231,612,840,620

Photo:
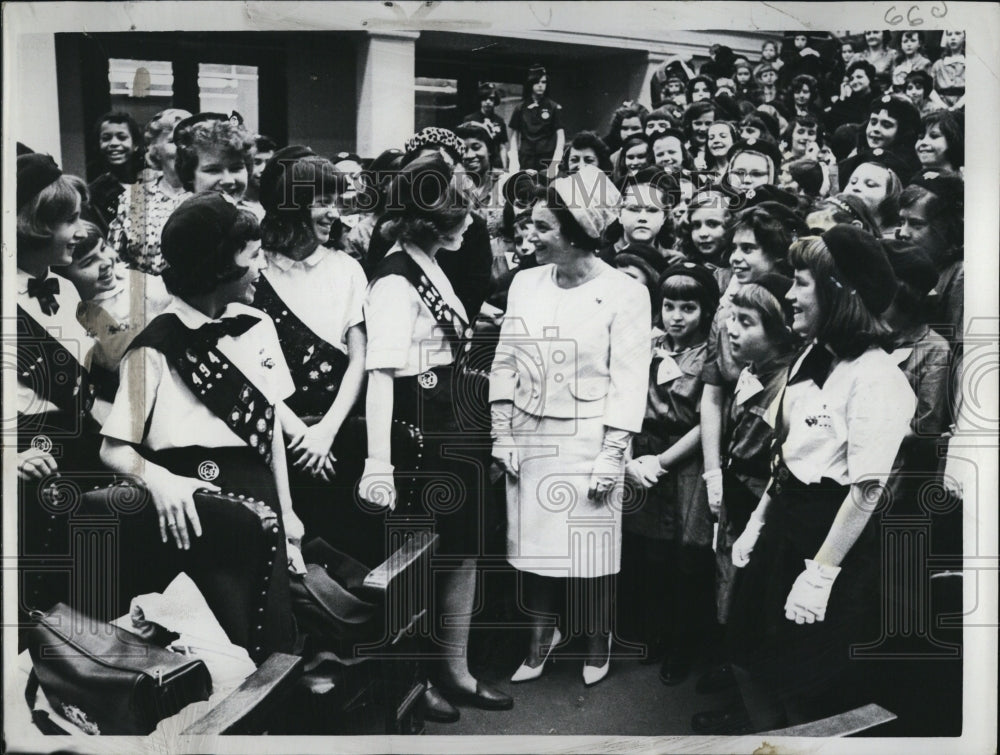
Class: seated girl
16,154,104,481
100,192,304,568
54,219,171,399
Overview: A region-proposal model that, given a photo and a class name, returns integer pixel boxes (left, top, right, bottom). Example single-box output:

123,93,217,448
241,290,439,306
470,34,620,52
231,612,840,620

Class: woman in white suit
490,165,651,686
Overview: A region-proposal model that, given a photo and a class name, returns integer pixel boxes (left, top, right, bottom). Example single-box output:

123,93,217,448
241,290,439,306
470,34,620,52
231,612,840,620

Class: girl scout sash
251,274,349,414
16,305,96,417
126,313,276,467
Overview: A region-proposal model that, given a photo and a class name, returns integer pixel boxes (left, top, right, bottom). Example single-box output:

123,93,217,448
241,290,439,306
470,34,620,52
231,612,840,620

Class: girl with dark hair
687,75,717,104
491,165,649,689
915,109,964,173
705,121,739,185
361,153,512,720
784,74,823,119
88,111,144,185
254,152,368,498
463,82,509,170
838,94,922,181
563,130,613,175
781,115,824,164
891,31,932,93
650,128,694,172
738,113,779,144
612,133,653,187
101,192,305,567
604,100,649,155
695,226,915,733
733,62,758,100
904,70,948,117
508,64,565,177
682,101,717,170
622,262,719,686
853,30,896,89
825,60,880,131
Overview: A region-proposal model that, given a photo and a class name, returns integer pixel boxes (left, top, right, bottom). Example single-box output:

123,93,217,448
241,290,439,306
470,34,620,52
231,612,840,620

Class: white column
355,31,419,157
8,33,62,163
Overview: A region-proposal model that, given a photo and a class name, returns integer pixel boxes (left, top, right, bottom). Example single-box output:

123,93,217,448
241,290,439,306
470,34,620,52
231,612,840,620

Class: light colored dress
490,262,651,578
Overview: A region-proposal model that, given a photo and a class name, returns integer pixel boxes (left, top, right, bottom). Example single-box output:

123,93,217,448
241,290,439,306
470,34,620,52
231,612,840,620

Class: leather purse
26,602,212,735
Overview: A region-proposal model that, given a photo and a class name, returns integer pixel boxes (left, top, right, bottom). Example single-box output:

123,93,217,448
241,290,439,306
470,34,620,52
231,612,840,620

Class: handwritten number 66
884,2,948,25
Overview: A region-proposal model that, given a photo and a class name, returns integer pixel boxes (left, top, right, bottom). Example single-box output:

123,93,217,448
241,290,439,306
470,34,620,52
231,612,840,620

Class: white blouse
780,344,916,486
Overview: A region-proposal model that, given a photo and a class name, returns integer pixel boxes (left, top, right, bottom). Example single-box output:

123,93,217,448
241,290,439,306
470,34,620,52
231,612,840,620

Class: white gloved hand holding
358,458,396,510
588,429,631,502
784,559,842,624
490,401,520,478
703,468,723,517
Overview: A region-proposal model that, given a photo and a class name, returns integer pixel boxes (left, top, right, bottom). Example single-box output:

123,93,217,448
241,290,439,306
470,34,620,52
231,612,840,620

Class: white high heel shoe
582,634,613,687
510,627,562,683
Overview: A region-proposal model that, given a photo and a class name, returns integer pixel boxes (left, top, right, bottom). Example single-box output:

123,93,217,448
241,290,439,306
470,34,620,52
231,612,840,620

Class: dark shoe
696,663,736,694
423,686,460,723
438,680,514,711
691,703,753,734
658,655,691,686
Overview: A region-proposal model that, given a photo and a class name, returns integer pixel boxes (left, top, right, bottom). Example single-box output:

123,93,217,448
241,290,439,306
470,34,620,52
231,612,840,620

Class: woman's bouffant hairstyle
846,60,881,96
542,183,602,252
605,101,650,152
17,174,88,254
730,204,797,271
161,207,262,298
175,120,254,191
731,282,798,348
261,156,347,255
919,109,964,169
562,131,613,173
787,236,893,358
654,273,716,333
143,109,191,169
380,157,472,251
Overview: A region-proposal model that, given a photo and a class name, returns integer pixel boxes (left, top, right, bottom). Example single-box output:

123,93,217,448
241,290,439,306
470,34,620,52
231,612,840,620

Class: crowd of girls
15,29,965,735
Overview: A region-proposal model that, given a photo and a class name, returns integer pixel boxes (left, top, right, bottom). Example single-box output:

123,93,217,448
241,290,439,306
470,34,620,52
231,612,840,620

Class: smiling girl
914,109,964,173
705,121,738,185
712,226,915,733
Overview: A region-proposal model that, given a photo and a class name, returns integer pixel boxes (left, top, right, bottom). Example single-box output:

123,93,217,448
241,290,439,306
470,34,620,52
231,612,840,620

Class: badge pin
418,371,438,389
197,460,220,481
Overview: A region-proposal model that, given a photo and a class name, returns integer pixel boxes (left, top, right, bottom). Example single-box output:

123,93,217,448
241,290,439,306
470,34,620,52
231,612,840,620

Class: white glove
625,455,665,489
358,458,396,510
490,401,520,478
731,513,766,568
588,428,630,502
286,541,307,575
703,468,723,517
784,559,842,624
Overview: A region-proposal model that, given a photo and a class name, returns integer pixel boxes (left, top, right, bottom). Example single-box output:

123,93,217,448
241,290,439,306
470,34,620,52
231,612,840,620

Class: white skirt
506,408,624,578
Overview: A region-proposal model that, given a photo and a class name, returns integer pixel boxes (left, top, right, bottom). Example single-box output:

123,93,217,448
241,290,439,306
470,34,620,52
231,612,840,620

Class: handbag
26,602,212,735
